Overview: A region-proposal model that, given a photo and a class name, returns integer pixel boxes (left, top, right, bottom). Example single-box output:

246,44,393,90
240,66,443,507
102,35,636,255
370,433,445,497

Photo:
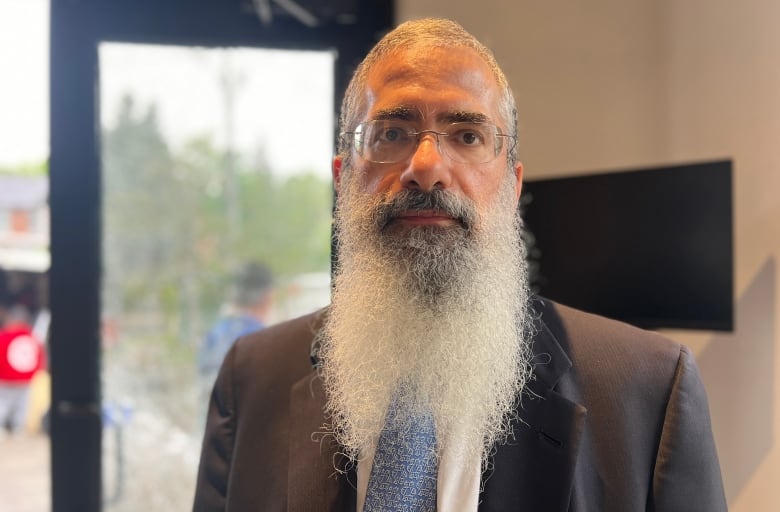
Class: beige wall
398,1,780,510
399,1,666,177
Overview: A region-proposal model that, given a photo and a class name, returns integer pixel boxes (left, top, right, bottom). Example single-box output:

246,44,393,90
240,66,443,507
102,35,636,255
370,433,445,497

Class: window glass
99,43,334,509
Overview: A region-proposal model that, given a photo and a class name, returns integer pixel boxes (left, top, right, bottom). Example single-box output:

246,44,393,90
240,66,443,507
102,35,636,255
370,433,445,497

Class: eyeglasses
342,120,515,164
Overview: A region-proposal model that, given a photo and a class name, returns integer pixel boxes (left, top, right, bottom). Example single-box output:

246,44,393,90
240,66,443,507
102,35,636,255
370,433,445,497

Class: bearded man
193,18,726,512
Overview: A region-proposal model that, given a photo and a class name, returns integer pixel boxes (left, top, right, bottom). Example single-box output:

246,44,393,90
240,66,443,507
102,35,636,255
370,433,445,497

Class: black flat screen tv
520,159,733,331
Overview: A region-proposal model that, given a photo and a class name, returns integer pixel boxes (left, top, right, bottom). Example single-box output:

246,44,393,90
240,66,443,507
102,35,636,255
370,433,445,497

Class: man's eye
454,130,484,146
379,127,405,142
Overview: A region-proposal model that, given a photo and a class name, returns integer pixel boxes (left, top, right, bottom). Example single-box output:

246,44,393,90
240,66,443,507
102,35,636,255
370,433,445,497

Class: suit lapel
288,371,356,512
479,298,587,511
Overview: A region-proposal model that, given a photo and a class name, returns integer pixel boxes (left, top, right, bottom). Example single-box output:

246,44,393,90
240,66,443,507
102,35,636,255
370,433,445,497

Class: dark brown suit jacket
193,297,727,511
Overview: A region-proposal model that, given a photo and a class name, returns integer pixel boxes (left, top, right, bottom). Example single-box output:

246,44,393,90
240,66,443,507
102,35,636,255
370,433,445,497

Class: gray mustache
373,189,478,230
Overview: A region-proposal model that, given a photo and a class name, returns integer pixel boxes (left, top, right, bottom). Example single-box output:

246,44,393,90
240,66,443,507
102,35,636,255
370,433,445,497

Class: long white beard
319,172,533,468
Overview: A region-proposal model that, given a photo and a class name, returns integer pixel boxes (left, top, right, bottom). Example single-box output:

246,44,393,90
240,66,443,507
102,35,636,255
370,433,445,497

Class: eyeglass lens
354,120,505,164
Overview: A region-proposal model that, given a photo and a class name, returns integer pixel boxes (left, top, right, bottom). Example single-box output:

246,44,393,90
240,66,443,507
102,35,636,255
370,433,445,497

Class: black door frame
49,1,392,509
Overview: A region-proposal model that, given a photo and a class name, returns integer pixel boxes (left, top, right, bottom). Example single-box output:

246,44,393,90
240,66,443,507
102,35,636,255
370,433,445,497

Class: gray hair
338,18,518,168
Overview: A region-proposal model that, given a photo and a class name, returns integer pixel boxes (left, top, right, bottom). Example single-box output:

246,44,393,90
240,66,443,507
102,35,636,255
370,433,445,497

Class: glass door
98,43,334,509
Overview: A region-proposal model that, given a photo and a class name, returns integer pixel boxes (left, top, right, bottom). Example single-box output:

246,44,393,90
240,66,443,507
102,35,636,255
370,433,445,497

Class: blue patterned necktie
363,406,438,512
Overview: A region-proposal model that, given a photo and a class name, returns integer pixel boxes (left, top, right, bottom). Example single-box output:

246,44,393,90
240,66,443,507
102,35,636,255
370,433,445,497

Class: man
197,261,274,428
193,18,726,511
197,261,274,381
0,304,46,436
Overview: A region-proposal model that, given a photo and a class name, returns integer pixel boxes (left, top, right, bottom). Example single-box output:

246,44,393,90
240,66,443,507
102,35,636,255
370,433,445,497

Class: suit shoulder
228,308,326,385
538,299,685,391
543,299,681,358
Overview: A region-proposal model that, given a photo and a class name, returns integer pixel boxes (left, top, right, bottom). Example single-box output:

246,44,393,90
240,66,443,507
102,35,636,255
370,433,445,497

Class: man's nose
399,133,453,192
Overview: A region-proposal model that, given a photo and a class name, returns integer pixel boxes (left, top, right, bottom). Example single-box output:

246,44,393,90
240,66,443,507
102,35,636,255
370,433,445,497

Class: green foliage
237,171,333,276
0,160,48,175
100,93,333,344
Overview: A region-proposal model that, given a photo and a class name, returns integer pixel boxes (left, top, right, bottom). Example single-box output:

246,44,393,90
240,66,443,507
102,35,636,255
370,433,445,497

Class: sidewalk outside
0,433,49,512
0,369,49,512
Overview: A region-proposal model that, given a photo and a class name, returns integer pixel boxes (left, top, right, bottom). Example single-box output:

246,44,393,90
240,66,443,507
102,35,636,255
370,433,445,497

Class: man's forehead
360,47,501,125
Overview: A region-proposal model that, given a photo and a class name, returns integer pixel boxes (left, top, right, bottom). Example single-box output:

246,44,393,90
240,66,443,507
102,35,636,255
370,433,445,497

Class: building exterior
0,174,49,324
0,174,49,274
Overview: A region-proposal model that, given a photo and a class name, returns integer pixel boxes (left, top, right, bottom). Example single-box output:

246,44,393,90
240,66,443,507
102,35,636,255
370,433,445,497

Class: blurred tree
102,95,188,332
0,160,48,176
101,94,333,346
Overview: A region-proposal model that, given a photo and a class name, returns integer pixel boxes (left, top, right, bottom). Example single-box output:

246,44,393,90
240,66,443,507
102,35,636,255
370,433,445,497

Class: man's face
334,45,523,228
321,46,532,461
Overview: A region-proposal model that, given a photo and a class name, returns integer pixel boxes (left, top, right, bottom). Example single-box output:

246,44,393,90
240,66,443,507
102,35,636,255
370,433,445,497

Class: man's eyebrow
439,111,490,124
370,109,490,124
373,107,420,121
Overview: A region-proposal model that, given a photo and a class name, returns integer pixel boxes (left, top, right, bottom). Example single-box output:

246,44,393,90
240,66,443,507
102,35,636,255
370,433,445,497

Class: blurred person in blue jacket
198,262,274,384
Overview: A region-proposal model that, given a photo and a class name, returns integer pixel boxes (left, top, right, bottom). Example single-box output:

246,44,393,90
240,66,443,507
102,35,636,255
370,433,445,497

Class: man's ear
513,161,524,202
332,155,343,194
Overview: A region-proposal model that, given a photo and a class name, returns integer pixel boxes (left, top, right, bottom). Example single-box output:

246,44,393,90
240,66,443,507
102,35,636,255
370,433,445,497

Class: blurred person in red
0,300,46,436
